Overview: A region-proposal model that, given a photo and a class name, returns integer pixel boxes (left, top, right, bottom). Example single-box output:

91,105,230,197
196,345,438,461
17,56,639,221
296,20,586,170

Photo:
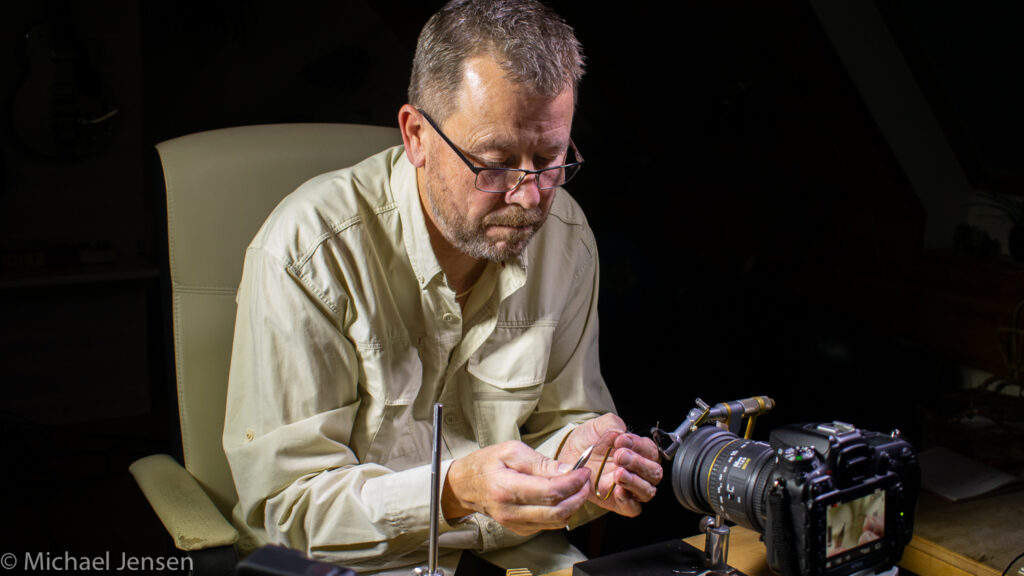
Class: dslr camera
654,397,920,576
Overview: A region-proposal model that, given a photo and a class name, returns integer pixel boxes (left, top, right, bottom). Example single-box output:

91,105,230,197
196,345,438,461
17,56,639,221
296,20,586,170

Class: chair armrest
129,454,239,551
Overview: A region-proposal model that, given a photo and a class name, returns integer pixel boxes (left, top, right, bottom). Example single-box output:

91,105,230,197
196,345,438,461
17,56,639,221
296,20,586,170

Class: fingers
613,434,663,489
493,480,590,534
478,464,590,534
615,432,660,462
451,425,666,529
466,441,590,501
612,465,657,504
559,414,624,466
584,433,662,514
605,484,643,517
496,467,590,506
504,442,573,478
445,441,593,534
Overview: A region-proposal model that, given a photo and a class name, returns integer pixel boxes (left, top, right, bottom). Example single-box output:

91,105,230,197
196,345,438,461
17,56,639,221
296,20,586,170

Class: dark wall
561,1,926,426
554,0,930,552
1,0,985,566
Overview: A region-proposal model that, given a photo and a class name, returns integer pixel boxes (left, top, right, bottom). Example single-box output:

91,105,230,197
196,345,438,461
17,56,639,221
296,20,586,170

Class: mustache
484,207,545,228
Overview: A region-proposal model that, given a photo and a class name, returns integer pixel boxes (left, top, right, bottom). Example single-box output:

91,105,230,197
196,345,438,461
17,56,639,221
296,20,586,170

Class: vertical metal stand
700,515,730,569
413,403,445,576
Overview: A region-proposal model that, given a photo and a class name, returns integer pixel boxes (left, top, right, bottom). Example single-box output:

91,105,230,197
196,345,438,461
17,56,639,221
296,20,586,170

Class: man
223,1,662,573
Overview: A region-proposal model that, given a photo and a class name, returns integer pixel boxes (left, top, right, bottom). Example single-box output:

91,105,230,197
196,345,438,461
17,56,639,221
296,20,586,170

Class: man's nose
505,172,543,209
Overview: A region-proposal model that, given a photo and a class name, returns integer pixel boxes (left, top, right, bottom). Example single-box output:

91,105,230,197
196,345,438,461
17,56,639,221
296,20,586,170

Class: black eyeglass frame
417,108,584,194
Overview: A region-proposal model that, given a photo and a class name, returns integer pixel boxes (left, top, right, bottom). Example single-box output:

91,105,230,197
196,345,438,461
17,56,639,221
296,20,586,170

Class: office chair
130,123,402,574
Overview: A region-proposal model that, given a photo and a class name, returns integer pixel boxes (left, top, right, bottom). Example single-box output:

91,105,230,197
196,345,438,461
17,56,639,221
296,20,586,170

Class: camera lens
671,426,777,533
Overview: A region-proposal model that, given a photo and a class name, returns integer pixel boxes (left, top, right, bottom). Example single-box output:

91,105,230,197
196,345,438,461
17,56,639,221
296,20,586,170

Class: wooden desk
681,526,772,576
901,536,1001,576
678,526,1008,576
677,524,1011,576
899,491,1023,576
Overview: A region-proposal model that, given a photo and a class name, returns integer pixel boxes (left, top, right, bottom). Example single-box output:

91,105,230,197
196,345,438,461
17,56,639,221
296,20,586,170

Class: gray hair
408,0,585,122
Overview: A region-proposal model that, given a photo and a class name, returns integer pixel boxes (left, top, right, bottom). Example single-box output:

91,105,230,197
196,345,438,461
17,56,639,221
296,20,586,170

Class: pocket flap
466,322,555,388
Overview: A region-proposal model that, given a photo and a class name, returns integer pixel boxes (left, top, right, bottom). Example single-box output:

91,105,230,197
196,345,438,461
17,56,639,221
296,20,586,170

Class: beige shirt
224,146,616,574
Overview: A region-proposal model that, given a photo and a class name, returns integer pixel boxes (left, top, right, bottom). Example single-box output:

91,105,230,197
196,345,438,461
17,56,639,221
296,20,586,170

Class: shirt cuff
362,458,460,538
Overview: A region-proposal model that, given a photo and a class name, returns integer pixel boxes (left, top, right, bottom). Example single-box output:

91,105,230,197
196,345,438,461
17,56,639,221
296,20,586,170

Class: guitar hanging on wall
11,19,120,160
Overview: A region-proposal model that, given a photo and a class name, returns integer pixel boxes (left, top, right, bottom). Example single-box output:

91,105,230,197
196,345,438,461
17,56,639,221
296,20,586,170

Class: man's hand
558,413,663,517
858,514,883,546
442,441,591,535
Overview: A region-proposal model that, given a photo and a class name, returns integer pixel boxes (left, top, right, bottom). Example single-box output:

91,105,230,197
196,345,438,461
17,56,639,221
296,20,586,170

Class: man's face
419,55,576,262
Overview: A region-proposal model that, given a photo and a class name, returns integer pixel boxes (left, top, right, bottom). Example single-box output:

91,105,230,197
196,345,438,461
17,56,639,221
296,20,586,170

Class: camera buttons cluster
825,541,886,570
781,446,816,463
780,446,817,475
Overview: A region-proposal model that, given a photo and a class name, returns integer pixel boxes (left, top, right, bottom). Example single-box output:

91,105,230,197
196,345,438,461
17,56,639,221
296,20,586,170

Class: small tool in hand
565,444,596,531
571,444,594,471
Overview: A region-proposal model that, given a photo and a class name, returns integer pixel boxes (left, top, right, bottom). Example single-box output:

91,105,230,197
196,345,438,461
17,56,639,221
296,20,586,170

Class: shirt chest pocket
465,322,555,446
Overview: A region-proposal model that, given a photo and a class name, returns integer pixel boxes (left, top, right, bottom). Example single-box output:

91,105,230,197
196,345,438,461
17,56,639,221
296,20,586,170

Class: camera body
663,400,919,576
763,422,919,576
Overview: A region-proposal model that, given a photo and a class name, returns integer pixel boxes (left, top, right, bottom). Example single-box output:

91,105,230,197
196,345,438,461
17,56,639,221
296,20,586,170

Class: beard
423,174,547,262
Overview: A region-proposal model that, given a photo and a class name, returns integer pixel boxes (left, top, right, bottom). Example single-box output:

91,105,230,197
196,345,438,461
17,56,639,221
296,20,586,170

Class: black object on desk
235,546,356,576
573,539,748,576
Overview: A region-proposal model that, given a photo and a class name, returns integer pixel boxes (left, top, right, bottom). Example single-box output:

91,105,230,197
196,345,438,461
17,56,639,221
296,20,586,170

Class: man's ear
398,104,427,168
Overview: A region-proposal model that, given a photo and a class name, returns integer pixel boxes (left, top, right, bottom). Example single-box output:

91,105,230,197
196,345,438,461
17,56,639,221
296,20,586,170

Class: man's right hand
441,441,590,535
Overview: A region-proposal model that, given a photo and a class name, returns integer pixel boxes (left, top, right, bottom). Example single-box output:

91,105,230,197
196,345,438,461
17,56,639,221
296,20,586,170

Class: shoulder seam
292,202,398,269
285,259,339,316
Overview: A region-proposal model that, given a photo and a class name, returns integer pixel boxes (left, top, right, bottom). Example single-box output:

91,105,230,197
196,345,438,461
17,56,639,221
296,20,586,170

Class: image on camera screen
826,488,885,558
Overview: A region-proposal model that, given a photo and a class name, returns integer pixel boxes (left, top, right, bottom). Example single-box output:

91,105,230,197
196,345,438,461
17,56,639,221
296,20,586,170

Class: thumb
507,448,574,478
534,454,575,478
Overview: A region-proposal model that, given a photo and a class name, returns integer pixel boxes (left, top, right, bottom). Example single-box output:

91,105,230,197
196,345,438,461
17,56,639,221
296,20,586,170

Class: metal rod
412,403,445,576
428,403,443,576
701,514,730,569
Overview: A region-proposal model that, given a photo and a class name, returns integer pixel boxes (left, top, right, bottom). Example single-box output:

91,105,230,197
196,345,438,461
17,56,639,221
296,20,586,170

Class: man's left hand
558,413,662,517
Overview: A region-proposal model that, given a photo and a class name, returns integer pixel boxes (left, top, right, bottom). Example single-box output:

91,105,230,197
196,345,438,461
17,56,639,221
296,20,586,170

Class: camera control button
810,477,833,495
780,446,817,473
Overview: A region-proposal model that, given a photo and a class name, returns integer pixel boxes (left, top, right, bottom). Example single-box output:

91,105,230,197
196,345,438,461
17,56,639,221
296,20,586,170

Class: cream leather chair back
156,124,402,518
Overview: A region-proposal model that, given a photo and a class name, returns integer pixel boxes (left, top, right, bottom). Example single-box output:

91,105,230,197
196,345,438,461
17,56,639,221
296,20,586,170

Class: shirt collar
392,149,443,290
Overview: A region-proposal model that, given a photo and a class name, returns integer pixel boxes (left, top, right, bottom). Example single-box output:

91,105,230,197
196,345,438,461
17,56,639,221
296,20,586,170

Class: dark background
2,0,1022,570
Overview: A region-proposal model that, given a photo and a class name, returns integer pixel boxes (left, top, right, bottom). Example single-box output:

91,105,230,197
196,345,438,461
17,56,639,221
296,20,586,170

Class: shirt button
442,312,458,324
444,413,459,425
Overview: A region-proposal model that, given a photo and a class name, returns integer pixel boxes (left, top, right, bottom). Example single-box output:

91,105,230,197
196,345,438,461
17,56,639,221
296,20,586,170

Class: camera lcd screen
825,488,885,559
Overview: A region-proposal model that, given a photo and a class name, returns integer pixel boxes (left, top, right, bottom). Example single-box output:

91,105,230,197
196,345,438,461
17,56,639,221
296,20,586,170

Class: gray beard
424,181,546,262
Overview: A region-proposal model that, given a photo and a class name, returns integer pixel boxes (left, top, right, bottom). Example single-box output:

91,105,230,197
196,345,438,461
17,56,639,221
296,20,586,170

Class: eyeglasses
418,109,583,194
